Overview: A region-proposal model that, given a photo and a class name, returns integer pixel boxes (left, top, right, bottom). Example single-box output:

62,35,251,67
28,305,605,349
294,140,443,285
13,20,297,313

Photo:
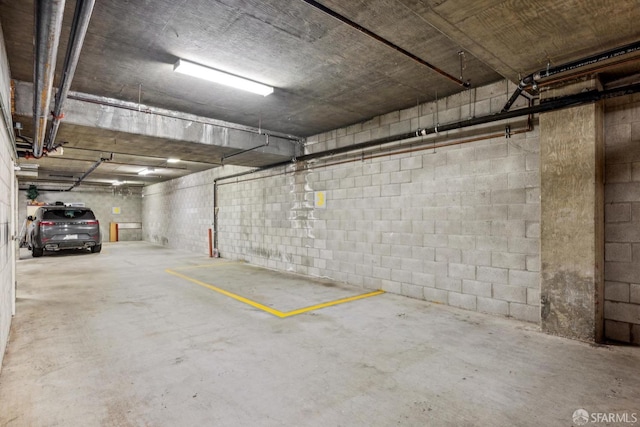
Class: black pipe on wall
213,81,640,185
502,40,640,112
299,82,640,162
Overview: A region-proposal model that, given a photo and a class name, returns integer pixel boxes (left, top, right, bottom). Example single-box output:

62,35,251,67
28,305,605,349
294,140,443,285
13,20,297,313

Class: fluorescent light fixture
138,168,154,176
167,158,181,163
112,181,123,186
174,59,274,96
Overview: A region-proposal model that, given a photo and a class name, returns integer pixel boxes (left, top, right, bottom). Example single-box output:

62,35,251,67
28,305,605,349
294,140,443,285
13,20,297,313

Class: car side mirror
27,216,34,221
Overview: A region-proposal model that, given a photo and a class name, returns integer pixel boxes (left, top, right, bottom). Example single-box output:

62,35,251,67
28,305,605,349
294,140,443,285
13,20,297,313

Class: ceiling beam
13,80,301,160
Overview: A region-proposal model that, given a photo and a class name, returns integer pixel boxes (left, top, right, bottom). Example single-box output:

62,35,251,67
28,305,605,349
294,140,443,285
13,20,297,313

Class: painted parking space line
278,290,385,318
165,268,384,318
166,269,283,317
170,261,241,271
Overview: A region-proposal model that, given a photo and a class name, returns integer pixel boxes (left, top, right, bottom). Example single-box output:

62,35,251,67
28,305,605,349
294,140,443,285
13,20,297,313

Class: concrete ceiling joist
13,80,302,166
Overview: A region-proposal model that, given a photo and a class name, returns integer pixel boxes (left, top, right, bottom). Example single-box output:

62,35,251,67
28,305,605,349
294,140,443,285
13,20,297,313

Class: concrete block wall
217,80,542,322
18,187,143,242
217,163,314,271
0,22,15,371
0,136,11,374
142,165,248,254
603,93,640,344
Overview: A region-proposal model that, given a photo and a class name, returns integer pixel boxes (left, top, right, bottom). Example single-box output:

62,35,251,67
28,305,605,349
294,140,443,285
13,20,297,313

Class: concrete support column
540,77,604,342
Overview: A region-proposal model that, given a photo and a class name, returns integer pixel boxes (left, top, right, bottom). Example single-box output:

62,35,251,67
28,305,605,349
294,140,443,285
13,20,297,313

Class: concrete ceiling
1,0,639,188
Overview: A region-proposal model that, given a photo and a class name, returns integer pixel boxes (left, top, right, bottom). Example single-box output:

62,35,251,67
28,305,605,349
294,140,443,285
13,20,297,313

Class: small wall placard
314,191,326,209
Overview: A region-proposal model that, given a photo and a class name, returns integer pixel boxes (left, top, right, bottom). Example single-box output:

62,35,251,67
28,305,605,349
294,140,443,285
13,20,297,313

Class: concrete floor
1,242,638,426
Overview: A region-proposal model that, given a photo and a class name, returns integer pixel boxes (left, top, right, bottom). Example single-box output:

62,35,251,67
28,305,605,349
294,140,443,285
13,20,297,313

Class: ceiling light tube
138,168,153,176
167,158,180,163
174,59,274,96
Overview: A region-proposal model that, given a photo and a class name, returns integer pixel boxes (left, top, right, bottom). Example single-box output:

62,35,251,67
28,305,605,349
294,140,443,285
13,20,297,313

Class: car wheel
91,244,102,253
32,247,44,257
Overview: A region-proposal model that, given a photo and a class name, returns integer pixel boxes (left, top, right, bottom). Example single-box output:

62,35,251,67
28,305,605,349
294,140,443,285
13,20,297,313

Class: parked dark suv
27,206,102,257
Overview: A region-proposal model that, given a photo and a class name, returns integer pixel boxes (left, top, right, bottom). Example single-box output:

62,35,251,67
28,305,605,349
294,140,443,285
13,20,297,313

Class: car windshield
43,209,96,220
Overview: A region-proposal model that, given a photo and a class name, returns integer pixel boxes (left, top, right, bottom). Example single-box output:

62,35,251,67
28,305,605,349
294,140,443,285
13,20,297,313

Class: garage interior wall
143,79,640,344
142,165,248,252
0,21,15,370
145,80,543,323
216,80,542,323
603,94,640,344
18,188,144,242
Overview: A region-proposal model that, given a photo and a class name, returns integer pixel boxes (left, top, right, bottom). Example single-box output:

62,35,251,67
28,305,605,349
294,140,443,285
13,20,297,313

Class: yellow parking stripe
165,268,384,318
166,269,283,317
279,290,385,318
171,261,240,271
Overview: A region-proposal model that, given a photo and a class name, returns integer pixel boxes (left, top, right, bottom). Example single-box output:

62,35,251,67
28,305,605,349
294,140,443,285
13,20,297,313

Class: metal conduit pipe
541,56,640,90
209,82,640,254
65,146,222,166
222,135,269,162
213,182,218,252
213,81,640,187
67,155,111,191
534,40,640,81
299,0,469,88
303,82,640,162
46,0,96,151
215,125,532,188
502,40,640,112
32,0,66,158
501,75,535,113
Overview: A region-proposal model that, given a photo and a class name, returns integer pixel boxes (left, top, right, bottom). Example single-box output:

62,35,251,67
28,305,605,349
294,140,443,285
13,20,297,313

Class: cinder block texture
1,33,15,373
204,80,542,322
0,137,12,375
604,97,640,344
143,165,250,254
